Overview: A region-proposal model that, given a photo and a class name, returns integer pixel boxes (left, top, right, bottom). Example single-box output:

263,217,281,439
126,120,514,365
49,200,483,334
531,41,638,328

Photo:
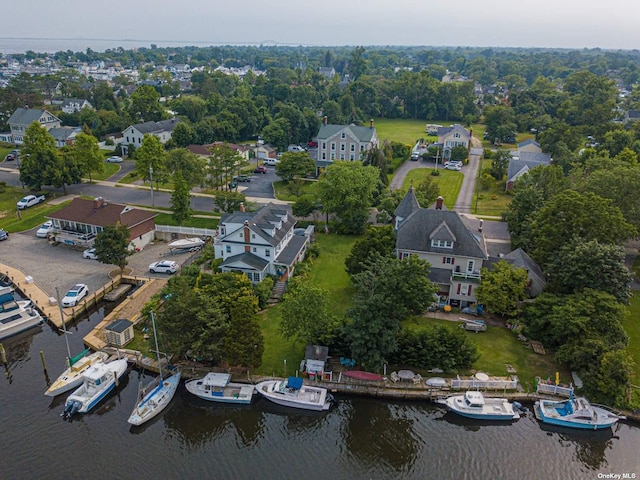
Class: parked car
288,145,306,153
17,194,45,209
264,158,280,166
234,174,251,182
83,248,98,260
254,165,267,174
36,221,53,238
444,162,462,171
307,141,318,148
149,260,178,274
4,153,16,161
444,160,463,168
61,284,89,307
106,156,123,163
0,229,8,241
410,152,421,161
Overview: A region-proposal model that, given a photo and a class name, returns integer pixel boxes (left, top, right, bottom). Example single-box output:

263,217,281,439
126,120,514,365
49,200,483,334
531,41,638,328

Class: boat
436,391,520,421
255,377,333,411
61,357,128,419
168,237,205,251
534,395,625,430
185,372,255,405
45,350,110,397
128,311,181,426
0,285,42,341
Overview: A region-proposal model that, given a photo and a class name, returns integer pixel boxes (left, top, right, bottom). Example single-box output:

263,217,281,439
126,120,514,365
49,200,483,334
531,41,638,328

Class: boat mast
55,287,72,363
150,311,162,379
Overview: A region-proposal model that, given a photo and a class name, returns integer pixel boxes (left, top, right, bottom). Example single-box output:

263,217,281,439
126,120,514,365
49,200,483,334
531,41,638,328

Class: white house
315,118,379,172
214,203,310,283
121,118,181,149
8,107,61,144
437,124,471,149
61,98,93,114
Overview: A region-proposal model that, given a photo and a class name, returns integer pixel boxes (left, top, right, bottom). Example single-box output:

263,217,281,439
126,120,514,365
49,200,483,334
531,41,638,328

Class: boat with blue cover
0,285,42,341
534,395,624,430
256,377,333,411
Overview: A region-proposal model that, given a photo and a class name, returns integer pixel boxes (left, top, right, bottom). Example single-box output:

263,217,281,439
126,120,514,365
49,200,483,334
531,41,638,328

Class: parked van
264,158,279,166
288,145,306,153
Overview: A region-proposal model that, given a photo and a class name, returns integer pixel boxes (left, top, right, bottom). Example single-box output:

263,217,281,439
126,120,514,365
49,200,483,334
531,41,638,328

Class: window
331,142,336,151
252,234,255,239
265,249,270,257
431,239,453,249
442,257,455,264
467,260,474,273
253,247,257,252
350,144,355,152
341,143,345,151
330,152,335,160
457,283,472,296
360,145,364,151
349,154,355,160
225,245,231,253
322,152,326,160
239,233,243,238
341,132,346,139
322,142,326,149
340,154,345,160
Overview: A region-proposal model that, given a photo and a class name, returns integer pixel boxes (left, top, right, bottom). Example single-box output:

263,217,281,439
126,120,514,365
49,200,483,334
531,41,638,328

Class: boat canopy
202,372,231,387
287,376,303,390
69,348,90,367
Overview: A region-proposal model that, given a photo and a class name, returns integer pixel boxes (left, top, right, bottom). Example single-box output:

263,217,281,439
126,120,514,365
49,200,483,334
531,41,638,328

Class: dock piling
0,343,6,366
40,350,48,375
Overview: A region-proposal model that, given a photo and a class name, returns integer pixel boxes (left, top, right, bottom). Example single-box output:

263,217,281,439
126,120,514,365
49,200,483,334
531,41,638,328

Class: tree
546,240,632,303
224,296,264,368
171,171,191,225
135,134,168,189
19,122,60,190
346,255,437,370
530,190,636,269
275,152,315,182
171,122,195,147
71,132,104,182
214,190,246,213
413,176,440,208
490,149,511,180
345,225,396,276
166,148,206,188
317,161,380,234
279,278,339,346
129,85,164,122
93,223,131,272
475,260,529,318
348,46,368,80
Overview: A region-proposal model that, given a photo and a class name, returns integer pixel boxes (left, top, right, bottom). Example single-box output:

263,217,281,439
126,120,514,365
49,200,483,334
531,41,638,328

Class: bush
431,170,440,176
254,277,274,309
292,197,316,217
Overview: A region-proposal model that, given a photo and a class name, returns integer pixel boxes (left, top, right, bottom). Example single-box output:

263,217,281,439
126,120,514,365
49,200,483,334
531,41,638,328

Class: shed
105,318,134,347
304,345,329,374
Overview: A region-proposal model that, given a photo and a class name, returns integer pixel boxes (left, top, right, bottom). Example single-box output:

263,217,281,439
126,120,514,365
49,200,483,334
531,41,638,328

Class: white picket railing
155,225,217,237
536,382,574,397
450,375,518,390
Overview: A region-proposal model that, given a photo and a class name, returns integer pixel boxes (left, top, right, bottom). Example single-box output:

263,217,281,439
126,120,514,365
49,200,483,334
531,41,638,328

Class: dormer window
341,132,346,139
431,239,453,249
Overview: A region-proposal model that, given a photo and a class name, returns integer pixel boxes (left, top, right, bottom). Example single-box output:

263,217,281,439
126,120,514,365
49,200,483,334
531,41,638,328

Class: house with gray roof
61,98,93,114
517,139,542,153
49,126,82,147
214,203,310,283
315,118,379,172
8,107,61,144
506,151,552,190
395,194,488,307
393,185,420,229
485,248,546,298
121,118,181,151
437,124,471,149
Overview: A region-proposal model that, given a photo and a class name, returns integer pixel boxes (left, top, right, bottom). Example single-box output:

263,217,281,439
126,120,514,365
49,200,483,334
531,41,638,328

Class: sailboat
45,287,109,397
127,311,181,426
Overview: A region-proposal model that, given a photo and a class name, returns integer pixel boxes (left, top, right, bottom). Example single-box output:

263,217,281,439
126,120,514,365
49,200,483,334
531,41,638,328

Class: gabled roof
429,221,457,242
106,318,132,333
506,154,552,183
8,107,59,125
517,139,541,149
317,124,377,143
396,207,487,259
61,98,91,107
48,126,80,141
220,252,270,271
219,203,294,247
437,124,470,139
129,118,181,135
394,187,421,219
485,248,546,297
47,198,156,229
275,234,307,266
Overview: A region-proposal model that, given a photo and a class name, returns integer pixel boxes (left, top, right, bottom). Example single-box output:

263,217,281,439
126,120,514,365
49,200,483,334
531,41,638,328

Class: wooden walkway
0,262,146,329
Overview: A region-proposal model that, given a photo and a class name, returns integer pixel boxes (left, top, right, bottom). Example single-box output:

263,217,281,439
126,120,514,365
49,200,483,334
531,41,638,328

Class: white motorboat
61,358,128,419
128,311,181,426
168,237,205,251
534,395,625,430
436,391,520,421
45,350,110,397
0,285,42,341
255,377,333,411
185,372,255,405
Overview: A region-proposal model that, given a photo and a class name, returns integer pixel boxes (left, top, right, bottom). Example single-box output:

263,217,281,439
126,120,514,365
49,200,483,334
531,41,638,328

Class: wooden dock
0,263,146,329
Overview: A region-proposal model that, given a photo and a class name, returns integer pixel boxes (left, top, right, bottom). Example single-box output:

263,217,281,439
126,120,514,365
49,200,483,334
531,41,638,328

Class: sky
2,0,640,52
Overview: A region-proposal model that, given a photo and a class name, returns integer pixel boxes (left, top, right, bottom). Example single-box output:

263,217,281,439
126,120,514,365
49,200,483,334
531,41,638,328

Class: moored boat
436,391,520,421
61,358,128,419
185,372,255,405
0,285,42,341
45,350,110,397
255,377,333,411
534,395,624,430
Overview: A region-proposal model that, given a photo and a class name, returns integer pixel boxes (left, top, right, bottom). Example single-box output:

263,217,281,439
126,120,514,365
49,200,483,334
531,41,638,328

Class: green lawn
273,180,318,202
405,317,567,391
0,186,71,232
373,118,449,146
472,155,512,217
154,212,219,229
88,162,120,182
402,168,464,209
256,234,358,375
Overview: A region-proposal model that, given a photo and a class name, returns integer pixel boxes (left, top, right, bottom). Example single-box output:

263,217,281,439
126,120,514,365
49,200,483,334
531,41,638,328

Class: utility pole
149,165,154,207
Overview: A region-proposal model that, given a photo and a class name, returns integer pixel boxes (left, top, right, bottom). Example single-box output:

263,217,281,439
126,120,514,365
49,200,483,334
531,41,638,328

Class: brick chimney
323,116,328,125
435,196,444,210
240,202,245,212
93,197,104,209
370,119,374,128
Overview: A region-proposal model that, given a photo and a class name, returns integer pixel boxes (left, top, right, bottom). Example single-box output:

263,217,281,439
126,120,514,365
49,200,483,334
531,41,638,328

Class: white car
149,260,178,274
106,156,123,163
444,162,462,171
36,221,53,238
83,248,98,260
61,284,89,307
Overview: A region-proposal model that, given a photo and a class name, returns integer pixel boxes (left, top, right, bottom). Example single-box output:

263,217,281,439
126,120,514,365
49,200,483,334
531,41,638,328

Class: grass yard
256,234,359,375
153,212,219,229
374,118,455,146
273,180,318,202
402,168,464,209
0,186,71,232
88,162,120,182
405,316,568,391
472,155,512,217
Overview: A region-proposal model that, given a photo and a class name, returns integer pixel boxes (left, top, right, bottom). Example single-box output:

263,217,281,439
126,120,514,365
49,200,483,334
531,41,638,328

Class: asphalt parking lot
0,228,191,299
236,164,279,198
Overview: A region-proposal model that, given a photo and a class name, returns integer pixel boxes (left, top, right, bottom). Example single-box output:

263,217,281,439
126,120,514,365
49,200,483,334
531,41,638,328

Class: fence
155,225,218,237
450,375,518,390
536,382,574,397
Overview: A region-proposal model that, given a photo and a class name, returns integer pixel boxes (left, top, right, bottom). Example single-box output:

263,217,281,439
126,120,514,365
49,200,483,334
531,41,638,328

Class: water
1,309,639,480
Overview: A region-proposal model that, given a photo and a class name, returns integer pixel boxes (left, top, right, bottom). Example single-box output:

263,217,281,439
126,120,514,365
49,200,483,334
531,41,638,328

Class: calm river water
1,308,639,480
